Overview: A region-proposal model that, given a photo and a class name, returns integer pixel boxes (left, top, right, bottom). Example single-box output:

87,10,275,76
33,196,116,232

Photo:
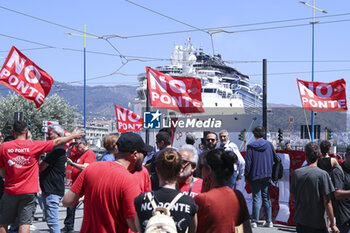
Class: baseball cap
117,132,153,153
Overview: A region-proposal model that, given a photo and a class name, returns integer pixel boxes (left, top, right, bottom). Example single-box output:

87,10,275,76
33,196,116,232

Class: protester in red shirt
62,137,96,233
132,166,152,193
62,132,153,233
0,120,84,233
195,149,252,233
67,138,96,181
178,144,203,198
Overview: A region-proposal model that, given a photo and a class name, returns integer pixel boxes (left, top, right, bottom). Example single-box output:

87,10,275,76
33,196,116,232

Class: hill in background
0,82,137,120
0,82,348,131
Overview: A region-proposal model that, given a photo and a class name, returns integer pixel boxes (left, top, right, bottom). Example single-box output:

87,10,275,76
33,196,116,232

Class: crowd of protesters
0,121,349,233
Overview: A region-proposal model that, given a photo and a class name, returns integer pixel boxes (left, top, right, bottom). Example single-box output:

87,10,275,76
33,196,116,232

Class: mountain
0,82,348,131
0,82,138,120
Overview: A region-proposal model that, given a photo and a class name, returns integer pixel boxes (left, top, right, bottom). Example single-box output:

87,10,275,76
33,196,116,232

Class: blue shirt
101,153,115,161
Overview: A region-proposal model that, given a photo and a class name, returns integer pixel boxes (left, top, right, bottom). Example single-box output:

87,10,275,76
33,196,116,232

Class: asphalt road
30,190,296,233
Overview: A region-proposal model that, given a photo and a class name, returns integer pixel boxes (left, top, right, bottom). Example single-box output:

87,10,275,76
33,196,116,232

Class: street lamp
299,0,327,142
66,25,100,132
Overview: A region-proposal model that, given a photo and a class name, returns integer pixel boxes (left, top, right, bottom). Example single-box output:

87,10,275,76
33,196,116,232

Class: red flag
146,67,203,113
115,105,143,133
0,46,54,108
297,78,347,112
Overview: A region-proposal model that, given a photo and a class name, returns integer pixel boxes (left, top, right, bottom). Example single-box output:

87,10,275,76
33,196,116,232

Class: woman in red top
195,149,252,233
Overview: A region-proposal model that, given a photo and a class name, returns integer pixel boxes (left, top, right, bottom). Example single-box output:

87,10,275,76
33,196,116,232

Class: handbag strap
166,192,183,212
146,192,159,210
146,191,183,213
187,177,194,196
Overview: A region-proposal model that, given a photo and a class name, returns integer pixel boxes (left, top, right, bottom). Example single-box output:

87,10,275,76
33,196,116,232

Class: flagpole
65,26,99,136
84,24,87,134
299,0,327,141
146,77,150,145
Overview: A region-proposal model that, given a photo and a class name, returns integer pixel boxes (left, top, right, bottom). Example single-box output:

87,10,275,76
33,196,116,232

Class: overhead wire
125,0,209,34
247,68,350,77
125,0,218,54
0,67,348,92
67,61,130,84
1,4,350,87
104,12,350,39
0,5,129,72
0,46,53,53
1,6,350,64
0,41,349,64
0,6,99,38
0,33,54,48
107,18,350,39
2,4,350,40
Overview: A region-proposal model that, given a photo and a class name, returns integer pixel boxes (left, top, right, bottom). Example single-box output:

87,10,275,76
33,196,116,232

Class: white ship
134,38,262,117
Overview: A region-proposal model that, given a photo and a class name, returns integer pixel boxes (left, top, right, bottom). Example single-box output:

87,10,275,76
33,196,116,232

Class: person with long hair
195,149,252,233
134,148,198,233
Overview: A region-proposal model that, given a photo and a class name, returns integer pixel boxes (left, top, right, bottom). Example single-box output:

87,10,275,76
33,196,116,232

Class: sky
1,0,350,107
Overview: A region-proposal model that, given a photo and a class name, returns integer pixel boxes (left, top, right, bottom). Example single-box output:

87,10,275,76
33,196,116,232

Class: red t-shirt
131,166,151,192
70,150,96,183
179,177,203,198
195,186,249,233
0,139,54,195
71,161,141,233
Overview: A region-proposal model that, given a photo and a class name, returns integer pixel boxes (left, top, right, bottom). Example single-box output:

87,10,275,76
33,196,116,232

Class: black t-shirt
39,145,67,196
134,187,198,233
317,157,332,174
331,163,350,225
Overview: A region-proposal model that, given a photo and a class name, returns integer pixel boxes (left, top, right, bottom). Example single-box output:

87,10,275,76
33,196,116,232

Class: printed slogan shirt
134,187,198,233
0,139,53,195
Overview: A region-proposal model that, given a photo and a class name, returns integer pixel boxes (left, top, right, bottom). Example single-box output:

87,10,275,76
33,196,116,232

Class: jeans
42,193,62,233
250,178,272,223
64,205,77,231
226,171,238,189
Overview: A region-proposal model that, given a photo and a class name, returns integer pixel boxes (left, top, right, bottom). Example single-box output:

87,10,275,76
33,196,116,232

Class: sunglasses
206,138,216,142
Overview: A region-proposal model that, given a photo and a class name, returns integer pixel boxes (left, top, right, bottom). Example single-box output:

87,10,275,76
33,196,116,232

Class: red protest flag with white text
0,46,54,108
115,105,143,133
146,67,204,113
297,78,347,112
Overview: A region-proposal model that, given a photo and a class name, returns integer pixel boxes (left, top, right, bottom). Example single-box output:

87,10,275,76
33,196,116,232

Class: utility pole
263,59,267,139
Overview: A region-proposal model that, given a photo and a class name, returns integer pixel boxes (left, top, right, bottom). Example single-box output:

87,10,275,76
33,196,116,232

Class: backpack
269,142,283,182
144,192,183,233
272,154,283,182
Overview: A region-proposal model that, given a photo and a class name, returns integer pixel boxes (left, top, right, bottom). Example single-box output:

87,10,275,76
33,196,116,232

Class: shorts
0,193,37,225
296,223,328,233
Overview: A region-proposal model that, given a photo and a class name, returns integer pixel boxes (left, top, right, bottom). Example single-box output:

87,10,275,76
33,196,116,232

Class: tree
0,92,78,139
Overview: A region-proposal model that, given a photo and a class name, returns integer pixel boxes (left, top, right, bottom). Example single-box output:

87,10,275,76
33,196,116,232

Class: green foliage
0,92,77,139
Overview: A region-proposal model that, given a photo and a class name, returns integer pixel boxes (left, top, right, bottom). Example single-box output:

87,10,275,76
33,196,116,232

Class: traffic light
238,129,245,141
278,128,283,142
23,115,32,131
327,128,333,140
